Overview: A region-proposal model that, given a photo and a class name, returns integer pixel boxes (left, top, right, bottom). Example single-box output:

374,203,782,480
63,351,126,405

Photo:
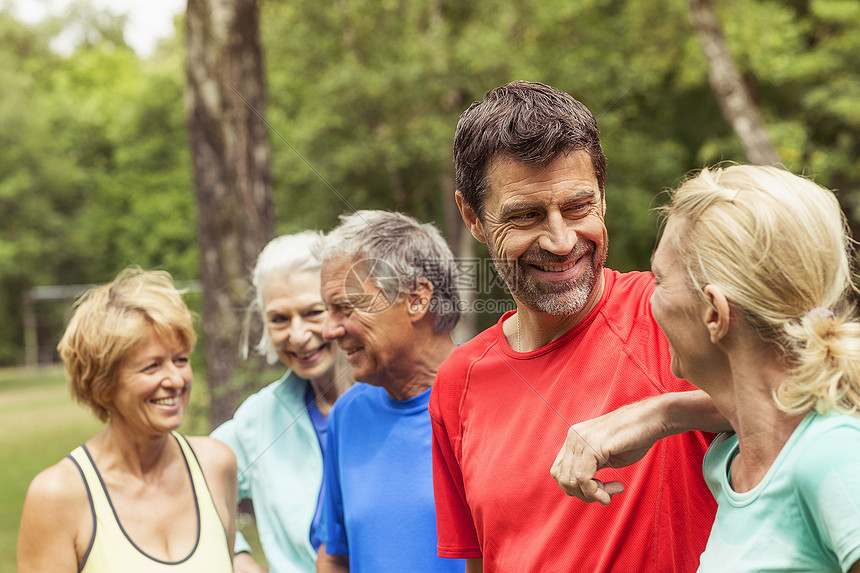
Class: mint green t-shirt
698,411,860,572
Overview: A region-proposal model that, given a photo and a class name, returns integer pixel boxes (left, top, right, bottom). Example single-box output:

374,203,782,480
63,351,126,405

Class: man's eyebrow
499,189,597,217
561,188,600,204
500,201,541,218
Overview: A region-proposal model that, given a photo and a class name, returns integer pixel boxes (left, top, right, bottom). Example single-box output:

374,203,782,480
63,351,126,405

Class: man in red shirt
430,81,722,572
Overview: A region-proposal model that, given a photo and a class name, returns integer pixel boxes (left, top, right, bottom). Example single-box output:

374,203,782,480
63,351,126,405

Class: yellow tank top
67,432,232,573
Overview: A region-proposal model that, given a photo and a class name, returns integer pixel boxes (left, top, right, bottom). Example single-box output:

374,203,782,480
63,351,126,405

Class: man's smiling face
471,150,607,316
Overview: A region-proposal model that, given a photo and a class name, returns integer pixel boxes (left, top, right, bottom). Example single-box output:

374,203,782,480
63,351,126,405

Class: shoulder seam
596,296,670,395
455,334,500,461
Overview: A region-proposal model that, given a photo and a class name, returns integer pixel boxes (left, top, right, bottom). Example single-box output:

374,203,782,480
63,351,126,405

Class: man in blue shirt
315,210,465,573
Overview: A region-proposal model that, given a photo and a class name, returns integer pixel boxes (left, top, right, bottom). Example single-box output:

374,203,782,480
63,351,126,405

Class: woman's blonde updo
660,164,860,415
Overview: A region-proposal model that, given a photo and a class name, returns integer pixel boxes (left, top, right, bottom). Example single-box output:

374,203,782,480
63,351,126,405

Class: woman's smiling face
263,270,336,381
110,327,192,435
650,219,714,383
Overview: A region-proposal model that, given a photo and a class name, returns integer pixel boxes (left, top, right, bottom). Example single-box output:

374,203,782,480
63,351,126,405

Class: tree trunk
441,169,477,343
439,83,477,342
185,0,273,428
687,0,781,166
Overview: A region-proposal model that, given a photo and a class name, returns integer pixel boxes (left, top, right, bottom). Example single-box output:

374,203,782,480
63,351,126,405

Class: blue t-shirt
698,411,860,572
319,383,464,573
304,385,328,552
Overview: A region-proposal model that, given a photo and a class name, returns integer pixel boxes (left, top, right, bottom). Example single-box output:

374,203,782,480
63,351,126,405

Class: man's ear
456,191,487,243
406,278,433,322
703,284,731,343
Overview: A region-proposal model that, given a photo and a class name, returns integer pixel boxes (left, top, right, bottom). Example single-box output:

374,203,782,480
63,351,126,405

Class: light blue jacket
211,371,322,573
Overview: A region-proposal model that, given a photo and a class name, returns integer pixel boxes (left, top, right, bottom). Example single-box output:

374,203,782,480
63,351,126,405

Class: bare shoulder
184,435,237,547
18,457,90,570
185,435,237,481
25,457,89,512
186,435,236,466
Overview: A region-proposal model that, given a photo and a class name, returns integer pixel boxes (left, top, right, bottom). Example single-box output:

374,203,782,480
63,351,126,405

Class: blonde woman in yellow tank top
17,268,236,572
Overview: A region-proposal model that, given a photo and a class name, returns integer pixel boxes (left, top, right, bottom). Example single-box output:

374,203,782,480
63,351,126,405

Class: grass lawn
0,366,102,573
0,366,265,571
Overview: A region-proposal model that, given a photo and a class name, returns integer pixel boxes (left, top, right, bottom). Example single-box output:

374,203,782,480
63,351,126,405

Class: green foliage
1,0,859,364
258,0,859,272
0,7,194,364
260,0,718,274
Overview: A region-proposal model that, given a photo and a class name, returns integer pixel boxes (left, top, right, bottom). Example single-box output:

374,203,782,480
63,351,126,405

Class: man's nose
538,211,577,256
323,313,345,341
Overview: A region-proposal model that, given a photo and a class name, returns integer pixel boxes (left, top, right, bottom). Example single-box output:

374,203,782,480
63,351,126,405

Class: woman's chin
289,356,336,381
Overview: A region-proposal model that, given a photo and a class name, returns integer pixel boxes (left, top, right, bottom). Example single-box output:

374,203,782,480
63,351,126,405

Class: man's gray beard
489,243,605,316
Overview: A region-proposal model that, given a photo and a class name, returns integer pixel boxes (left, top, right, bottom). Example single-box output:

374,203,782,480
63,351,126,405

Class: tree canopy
1,0,858,371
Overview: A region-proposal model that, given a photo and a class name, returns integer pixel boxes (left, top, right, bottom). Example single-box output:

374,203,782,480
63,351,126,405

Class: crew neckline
497,268,616,359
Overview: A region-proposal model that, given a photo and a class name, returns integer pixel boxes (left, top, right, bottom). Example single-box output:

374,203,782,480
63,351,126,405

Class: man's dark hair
453,81,606,219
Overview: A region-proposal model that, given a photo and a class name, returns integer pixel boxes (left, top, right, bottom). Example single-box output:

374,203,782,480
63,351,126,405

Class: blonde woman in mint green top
650,165,860,572
17,268,236,572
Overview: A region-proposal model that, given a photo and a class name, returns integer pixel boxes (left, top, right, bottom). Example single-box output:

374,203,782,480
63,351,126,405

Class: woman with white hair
650,164,860,571
212,232,353,573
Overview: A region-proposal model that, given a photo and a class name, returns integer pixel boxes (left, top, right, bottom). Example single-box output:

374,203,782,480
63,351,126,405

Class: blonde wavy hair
57,267,196,422
660,164,860,415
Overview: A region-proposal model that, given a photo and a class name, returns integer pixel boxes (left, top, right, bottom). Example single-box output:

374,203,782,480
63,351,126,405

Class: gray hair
248,231,323,364
316,210,461,331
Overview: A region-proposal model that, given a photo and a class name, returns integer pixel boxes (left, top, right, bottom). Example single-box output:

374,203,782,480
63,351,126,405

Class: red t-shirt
430,269,716,572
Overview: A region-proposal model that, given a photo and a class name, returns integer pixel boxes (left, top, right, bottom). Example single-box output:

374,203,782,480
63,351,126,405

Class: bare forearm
551,390,730,504
465,558,483,573
660,389,730,435
599,389,730,444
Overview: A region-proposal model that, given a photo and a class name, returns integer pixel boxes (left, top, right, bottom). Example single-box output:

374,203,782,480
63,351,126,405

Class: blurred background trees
0,4,194,364
1,0,858,420
185,0,273,425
